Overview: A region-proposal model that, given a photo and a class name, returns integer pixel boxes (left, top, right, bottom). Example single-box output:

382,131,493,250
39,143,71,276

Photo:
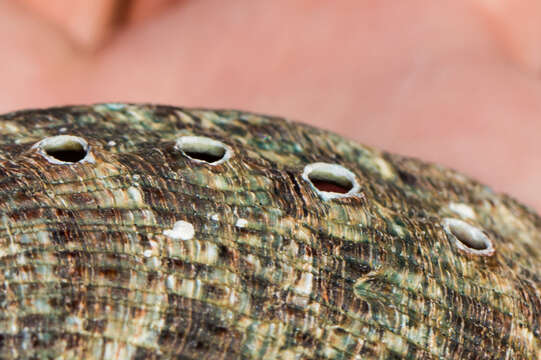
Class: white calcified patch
143,249,153,258
102,103,126,111
166,275,176,290
296,272,314,296
127,186,144,205
163,220,195,241
107,140,116,146
174,136,233,165
36,231,51,245
0,121,21,135
449,202,476,219
302,162,360,201
373,157,394,180
235,218,248,228
32,135,95,165
210,213,219,221
443,218,494,256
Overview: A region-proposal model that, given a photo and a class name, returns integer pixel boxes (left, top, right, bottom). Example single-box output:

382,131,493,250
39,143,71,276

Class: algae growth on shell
0,104,538,359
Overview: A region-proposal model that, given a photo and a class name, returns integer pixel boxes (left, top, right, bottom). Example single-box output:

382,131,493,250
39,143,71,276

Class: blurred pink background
1,0,541,212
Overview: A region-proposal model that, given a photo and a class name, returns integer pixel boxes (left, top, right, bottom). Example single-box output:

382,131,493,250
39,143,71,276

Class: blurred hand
1,0,541,212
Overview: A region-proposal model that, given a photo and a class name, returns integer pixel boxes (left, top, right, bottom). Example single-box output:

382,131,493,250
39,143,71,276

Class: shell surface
0,104,539,359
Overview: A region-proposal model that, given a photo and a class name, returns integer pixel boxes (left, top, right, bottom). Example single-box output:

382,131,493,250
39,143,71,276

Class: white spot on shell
103,103,126,111
0,121,21,135
166,275,176,289
107,140,116,146
373,157,394,180
37,231,50,245
235,218,248,228
127,186,144,204
296,272,314,296
449,202,476,219
210,214,219,221
143,249,153,258
163,220,195,241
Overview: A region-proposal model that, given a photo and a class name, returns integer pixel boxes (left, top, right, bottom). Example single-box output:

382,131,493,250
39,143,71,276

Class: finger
18,0,121,50
17,0,178,50
127,0,179,24
473,0,541,71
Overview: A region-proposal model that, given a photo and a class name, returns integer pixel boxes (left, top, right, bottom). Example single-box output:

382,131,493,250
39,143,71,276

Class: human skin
1,0,541,213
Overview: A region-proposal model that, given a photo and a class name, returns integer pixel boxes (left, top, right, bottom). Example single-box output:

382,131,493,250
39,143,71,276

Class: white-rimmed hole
302,162,360,200
175,136,232,165
32,135,94,164
443,218,494,256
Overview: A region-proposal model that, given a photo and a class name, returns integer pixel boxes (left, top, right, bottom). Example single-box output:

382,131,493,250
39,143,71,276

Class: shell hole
38,135,89,163
302,163,360,200
443,218,494,255
184,149,225,163
45,145,86,163
175,136,230,164
309,177,352,194
448,222,487,250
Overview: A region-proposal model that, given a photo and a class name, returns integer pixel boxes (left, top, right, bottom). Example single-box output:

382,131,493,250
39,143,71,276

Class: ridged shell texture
0,104,539,359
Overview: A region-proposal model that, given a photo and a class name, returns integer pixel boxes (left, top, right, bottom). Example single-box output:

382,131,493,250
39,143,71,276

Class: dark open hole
184,149,225,163
45,148,87,163
310,179,351,193
43,139,87,163
308,172,353,194
448,220,491,251
177,136,228,164
448,222,489,250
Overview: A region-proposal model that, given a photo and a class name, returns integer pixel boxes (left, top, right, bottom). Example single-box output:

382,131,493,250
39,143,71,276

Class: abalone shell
0,104,539,359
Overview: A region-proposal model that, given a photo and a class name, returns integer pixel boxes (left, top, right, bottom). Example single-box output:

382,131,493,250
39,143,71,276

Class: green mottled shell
0,104,539,359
